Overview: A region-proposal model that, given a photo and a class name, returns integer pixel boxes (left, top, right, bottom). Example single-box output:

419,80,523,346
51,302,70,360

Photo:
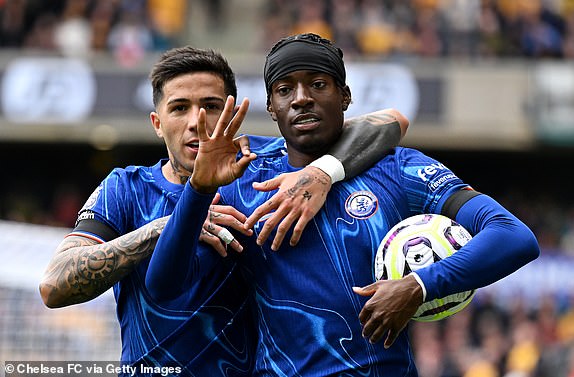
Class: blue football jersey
74,160,254,376
218,147,468,376
72,135,287,376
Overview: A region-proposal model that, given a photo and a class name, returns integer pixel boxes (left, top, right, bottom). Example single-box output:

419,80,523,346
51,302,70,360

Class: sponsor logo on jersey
77,210,95,222
74,210,95,227
345,191,378,219
417,163,458,191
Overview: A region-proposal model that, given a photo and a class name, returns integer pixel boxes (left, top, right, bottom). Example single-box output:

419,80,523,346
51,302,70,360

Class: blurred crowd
410,291,574,377
0,0,188,65
2,0,574,60
261,0,574,59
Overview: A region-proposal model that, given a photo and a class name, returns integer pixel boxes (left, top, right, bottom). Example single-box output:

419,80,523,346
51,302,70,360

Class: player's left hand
244,166,332,251
353,274,423,348
200,193,253,257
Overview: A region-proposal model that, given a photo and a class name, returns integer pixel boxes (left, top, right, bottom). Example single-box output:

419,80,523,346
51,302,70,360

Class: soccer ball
374,214,475,322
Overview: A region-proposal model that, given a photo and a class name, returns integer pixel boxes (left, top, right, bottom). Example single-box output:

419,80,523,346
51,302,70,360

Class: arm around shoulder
328,108,410,181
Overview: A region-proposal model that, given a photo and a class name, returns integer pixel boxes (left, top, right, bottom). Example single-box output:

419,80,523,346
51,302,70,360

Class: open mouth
186,141,199,152
292,114,320,131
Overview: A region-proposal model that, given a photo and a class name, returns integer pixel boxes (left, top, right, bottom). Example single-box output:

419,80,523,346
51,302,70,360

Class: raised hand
244,166,332,251
191,96,256,193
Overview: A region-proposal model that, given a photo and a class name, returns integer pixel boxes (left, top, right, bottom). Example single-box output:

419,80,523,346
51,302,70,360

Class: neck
286,146,320,168
162,160,190,185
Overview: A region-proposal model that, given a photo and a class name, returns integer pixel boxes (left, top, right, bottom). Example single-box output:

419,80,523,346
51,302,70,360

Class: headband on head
263,34,346,98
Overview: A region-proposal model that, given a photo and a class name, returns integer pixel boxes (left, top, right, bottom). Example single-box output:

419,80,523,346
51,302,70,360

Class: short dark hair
149,46,237,108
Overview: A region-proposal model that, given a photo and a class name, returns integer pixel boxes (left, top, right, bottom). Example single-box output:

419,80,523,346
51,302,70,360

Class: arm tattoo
353,113,396,126
41,216,168,307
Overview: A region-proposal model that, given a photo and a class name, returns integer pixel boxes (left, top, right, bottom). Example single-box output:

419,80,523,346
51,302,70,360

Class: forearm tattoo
355,113,396,126
41,217,168,306
286,171,330,200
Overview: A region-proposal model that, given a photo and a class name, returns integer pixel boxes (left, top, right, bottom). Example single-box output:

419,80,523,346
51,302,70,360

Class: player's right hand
200,193,253,257
244,166,332,251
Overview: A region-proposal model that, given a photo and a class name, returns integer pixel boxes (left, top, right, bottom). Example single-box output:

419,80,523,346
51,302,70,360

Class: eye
203,102,224,112
173,104,187,112
276,85,292,96
312,80,327,89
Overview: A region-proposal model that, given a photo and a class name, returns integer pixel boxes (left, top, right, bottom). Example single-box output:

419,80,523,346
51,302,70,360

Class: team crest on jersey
345,191,378,219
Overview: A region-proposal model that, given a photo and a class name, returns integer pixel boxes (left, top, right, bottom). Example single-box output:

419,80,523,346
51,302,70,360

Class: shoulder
247,135,286,157
103,162,160,185
365,147,429,172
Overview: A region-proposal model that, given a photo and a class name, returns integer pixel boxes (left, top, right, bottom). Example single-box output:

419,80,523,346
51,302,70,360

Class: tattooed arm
39,216,168,308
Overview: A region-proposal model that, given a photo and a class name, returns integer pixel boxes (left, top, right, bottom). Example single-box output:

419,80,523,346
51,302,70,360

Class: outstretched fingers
225,97,250,137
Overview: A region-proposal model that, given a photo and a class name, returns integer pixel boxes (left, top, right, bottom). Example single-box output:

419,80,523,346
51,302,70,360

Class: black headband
263,36,346,98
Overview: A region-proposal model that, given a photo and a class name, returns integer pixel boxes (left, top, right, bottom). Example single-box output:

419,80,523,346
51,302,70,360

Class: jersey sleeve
396,149,541,301
244,135,286,158
70,168,131,242
145,183,221,301
396,148,469,215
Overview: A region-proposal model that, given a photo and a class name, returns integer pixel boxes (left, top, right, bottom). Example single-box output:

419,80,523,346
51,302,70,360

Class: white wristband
409,272,427,302
308,155,345,183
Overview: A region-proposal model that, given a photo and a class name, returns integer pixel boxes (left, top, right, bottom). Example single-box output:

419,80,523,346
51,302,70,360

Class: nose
187,106,201,131
291,83,313,109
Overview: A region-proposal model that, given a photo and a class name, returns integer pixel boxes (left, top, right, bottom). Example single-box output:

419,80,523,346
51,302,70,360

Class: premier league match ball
374,214,476,322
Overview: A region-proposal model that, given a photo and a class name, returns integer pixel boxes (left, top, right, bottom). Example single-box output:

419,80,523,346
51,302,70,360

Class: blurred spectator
330,0,360,56
411,4,448,56
107,1,153,67
290,0,333,40
505,318,542,376
442,0,481,57
53,0,92,57
147,0,186,50
355,0,397,56
517,2,564,58
89,0,118,51
260,0,294,50
0,0,29,47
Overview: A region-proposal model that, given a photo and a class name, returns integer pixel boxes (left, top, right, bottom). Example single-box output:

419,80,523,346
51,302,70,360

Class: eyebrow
166,98,189,106
166,97,226,106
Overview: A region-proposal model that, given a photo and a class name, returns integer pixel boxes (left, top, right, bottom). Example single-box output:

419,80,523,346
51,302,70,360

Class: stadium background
1,0,574,376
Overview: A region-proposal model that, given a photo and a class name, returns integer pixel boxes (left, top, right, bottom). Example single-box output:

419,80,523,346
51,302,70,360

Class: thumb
252,176,281,192
352,282,378,297
234,154,257,178
211,192,221,205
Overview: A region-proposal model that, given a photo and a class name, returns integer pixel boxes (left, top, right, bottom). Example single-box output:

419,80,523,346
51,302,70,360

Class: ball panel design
375,214,474,322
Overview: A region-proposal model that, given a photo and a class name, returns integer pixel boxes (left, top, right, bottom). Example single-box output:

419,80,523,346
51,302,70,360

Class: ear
150,112,163,138
267,104,278,121
342,86,352,111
